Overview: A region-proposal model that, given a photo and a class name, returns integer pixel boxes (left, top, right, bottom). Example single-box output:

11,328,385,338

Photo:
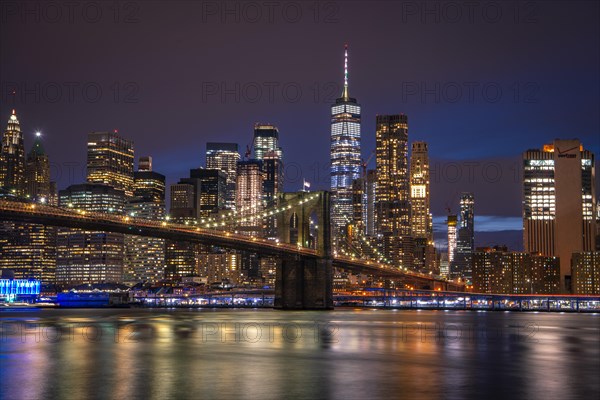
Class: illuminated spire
342,44,349,100
9,109,19,123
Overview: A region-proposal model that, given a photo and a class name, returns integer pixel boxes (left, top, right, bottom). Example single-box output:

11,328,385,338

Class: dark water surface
0,308,598,400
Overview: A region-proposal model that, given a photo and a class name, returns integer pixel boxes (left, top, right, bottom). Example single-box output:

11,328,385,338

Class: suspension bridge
0,191,464,309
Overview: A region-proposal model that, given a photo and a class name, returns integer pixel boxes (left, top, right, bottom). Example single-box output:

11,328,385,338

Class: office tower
364,169,377,236
236,160,264,236
170,183,196,222
198,249,242,286
447,214,458,267
138,156,152,171
252,124,283,239
453,193,475,281
0,222,57,283
206,142,240,210
410,141,434,272
253,123,282,160
24,133,52,202
124,157,166,284
0,110,26,196
375,114,412,269
472,246,560,294
0,120,56,283
330,45,361,241
571,252,600,294
87,131,134,197
410,142,432,239
188,168,227,218
262,151,283,239
351,177,365,234
164,182,199,280
523,139,596,292
56,184,125,284
439,252,450,278
258,256,278,287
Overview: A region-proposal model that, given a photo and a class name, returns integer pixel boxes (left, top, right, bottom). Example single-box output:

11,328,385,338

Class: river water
0,308,598,400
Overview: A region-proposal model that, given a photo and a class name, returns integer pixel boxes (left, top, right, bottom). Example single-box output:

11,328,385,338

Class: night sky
1,1,599,250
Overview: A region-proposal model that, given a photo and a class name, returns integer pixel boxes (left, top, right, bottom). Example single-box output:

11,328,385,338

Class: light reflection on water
1,309,598,400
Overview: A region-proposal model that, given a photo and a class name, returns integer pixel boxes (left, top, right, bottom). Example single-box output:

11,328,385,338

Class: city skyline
2,2,598,251
1,3,599,399
2,108,597,253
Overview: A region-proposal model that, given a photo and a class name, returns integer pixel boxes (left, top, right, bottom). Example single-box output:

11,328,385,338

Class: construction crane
361,149,376,177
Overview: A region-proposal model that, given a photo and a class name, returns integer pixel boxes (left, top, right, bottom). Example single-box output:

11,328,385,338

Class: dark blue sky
1,1,598,249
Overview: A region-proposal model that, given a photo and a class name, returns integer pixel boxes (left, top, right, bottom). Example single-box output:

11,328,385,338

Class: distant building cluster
0,46,598,295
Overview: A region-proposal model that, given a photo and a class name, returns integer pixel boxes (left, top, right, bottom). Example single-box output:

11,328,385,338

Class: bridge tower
275,191,333,309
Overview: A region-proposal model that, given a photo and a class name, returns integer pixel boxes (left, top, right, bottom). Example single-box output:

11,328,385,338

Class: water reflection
1,309,598,399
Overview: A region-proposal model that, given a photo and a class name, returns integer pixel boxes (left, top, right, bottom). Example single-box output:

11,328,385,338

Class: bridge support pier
274,256,333,310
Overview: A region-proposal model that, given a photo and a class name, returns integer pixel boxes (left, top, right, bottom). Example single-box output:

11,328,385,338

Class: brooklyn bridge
0,191,464,309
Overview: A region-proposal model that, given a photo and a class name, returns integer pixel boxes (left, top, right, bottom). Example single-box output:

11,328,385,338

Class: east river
1,308,598,400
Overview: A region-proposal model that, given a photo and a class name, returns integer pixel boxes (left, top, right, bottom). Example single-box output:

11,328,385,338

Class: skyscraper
262,151,283,239
523,139,597,292
253,124,282,161
0,110,26,196
56,184,125,284
188,168,227,218
236,160,264,236
124,157,166,284
375,114,412,269
330,45,361,242
206,142,240,210
447,214,458,267
364,169,377,237
453,193,475,282
165,182,199,280
165,168,227,281
0,119,56,284
25,133,53,202
87,131,135,197
410,142,432,240
410,141,434,272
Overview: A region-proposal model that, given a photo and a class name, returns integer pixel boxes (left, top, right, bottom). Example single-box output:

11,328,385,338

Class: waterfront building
472,246,560,294
123,157,166,284
571,252,600,294
523,139,596,292
56,183,125,284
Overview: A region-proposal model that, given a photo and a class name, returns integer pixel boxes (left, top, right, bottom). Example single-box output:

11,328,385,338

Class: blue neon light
0,279,41,296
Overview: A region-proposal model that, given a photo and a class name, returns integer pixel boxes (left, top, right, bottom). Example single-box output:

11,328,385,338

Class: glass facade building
236,160,264,236
56,184,126,284
206,142,240,210
453,193,475,282
87,131,135,198
330,45,361,243
124,157,166,284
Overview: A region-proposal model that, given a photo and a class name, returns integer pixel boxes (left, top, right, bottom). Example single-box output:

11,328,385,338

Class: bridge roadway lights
274,255,333,310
